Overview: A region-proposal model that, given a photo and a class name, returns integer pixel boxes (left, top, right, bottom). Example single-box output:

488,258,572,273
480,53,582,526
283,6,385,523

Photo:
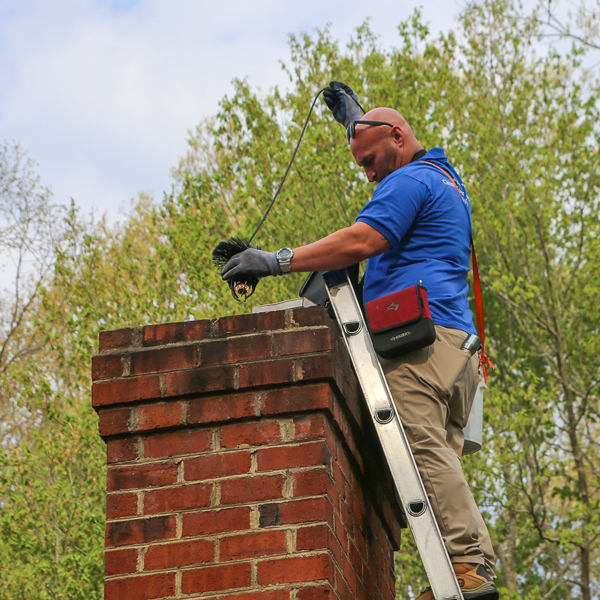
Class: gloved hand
323,81,363,128
221,248,281,280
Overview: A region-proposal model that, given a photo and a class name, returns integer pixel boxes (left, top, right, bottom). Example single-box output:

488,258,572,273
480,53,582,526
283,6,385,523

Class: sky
0,0,549,225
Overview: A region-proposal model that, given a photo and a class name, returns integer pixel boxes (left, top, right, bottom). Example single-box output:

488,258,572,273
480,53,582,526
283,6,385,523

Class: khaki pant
380,325,495,574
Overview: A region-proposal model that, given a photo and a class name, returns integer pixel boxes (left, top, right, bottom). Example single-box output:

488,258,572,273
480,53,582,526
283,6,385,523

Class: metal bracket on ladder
323,269,464,600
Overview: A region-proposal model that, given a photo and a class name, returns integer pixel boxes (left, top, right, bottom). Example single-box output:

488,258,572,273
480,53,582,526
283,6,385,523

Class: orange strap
420,160,494,381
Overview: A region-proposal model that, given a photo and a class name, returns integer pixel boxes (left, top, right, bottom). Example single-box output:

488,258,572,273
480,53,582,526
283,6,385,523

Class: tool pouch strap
420,160,495,381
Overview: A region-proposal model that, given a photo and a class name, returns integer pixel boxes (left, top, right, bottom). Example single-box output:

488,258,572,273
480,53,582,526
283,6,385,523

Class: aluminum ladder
323,269,463,600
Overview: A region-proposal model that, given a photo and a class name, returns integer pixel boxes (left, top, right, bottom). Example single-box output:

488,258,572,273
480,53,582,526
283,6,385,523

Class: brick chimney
92,306,403,600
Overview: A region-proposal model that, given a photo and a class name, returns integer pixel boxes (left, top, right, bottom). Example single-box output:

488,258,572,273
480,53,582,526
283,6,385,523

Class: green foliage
0,382,104,599
1,0,600,598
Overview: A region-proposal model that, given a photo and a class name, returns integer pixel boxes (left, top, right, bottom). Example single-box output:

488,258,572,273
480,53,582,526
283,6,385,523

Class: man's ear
390,126,404,146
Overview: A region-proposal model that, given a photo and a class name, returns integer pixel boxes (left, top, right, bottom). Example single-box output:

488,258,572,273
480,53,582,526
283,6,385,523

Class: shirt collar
410,149,427,163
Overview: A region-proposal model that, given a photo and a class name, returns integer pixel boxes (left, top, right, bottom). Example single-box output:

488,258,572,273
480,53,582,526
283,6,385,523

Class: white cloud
0,0,532,224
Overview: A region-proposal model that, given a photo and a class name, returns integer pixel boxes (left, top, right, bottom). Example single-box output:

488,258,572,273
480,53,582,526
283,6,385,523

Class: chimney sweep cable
213,86,365,301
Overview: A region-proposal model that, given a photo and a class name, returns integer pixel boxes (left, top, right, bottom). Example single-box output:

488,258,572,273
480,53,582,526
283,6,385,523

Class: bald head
349,107,423,183
364,107,408,128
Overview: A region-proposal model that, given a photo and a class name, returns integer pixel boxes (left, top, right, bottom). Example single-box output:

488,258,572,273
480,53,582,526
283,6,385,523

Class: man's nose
366,168,377,182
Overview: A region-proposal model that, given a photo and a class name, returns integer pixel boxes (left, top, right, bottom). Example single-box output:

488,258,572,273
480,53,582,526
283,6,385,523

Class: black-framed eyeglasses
346,120,394,143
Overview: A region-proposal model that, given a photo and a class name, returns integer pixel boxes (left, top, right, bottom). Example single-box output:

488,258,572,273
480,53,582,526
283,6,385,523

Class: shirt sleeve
355,173,429,249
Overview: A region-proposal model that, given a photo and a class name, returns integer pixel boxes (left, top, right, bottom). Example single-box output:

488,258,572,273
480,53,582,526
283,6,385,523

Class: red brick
92,375,161,408
297,354,335,382
348,539,363,578
165,364,236,397
257,441,330,471
293,413,330,441
258,503,281,527
332,461,349,505
338,551,359,596
330,395,362,450
188,393,255,425
144,539,214,570
238,359,294,389
336,448,354,492
182,507,251,537
144,483,212,514
369,544,381,586
221,475,284,505
296,524,329,551
371,540,393,565
381,500,402,548
131,345,197,375
361,559,377,600
349,492,365,531
99,327,135,352
353,526,368,565
381,578,394,600
182,562,251,594
377,517,393,554
382,561,396,599
184,451,251,481
105,548,137,576
289,306,329,328
107,438,138,463
297,584,334,600
260,385,332,416
104,572,175,600
327,526,344,570
92,354,124,380
328,403,356,455
218,311,285,336
272,328,332,357
258,497,334,529
107,492,138,519
220,592,290,600
339,501,354,538
143,320,211,347
98,408,131,437
257,554,334,585
278,497,334,526
220,420,281,449
357,583,370,600
201,335,271,365
144,428,212,458
334,514,349,554
351,477,365,513
293,469,331,498
107,462,177,491
106,515,177,547
220,530,287,561
335,566,353,600
137,402,184,432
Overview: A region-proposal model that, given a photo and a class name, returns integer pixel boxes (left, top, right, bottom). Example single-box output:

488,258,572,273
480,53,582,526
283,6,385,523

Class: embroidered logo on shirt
443,179,470,206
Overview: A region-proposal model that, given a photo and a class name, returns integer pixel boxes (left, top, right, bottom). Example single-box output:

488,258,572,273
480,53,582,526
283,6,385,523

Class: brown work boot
416,563,499,600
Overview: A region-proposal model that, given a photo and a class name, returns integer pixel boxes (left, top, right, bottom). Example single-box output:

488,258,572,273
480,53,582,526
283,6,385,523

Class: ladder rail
324,269,463,600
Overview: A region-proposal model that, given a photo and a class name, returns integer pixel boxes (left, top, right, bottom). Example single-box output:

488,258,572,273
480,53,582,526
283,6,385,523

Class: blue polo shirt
356,148,476,335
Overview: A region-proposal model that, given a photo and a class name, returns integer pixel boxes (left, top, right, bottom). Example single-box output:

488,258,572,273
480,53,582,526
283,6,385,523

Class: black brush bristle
213,237,262,302
212,237,256,267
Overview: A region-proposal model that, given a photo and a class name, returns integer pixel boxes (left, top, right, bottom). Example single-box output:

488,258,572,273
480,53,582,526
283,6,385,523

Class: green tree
540,0,600,51
2,1,600,598
0,142,65,447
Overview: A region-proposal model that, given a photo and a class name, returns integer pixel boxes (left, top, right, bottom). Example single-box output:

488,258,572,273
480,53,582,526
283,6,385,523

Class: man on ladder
222,81,498,600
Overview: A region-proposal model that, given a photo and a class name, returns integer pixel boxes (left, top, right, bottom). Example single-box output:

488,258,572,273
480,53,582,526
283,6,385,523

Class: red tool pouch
365,284,436,359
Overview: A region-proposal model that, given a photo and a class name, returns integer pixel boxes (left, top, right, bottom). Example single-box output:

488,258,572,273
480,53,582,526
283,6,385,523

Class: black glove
323,81,363,128
221,248,281,281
